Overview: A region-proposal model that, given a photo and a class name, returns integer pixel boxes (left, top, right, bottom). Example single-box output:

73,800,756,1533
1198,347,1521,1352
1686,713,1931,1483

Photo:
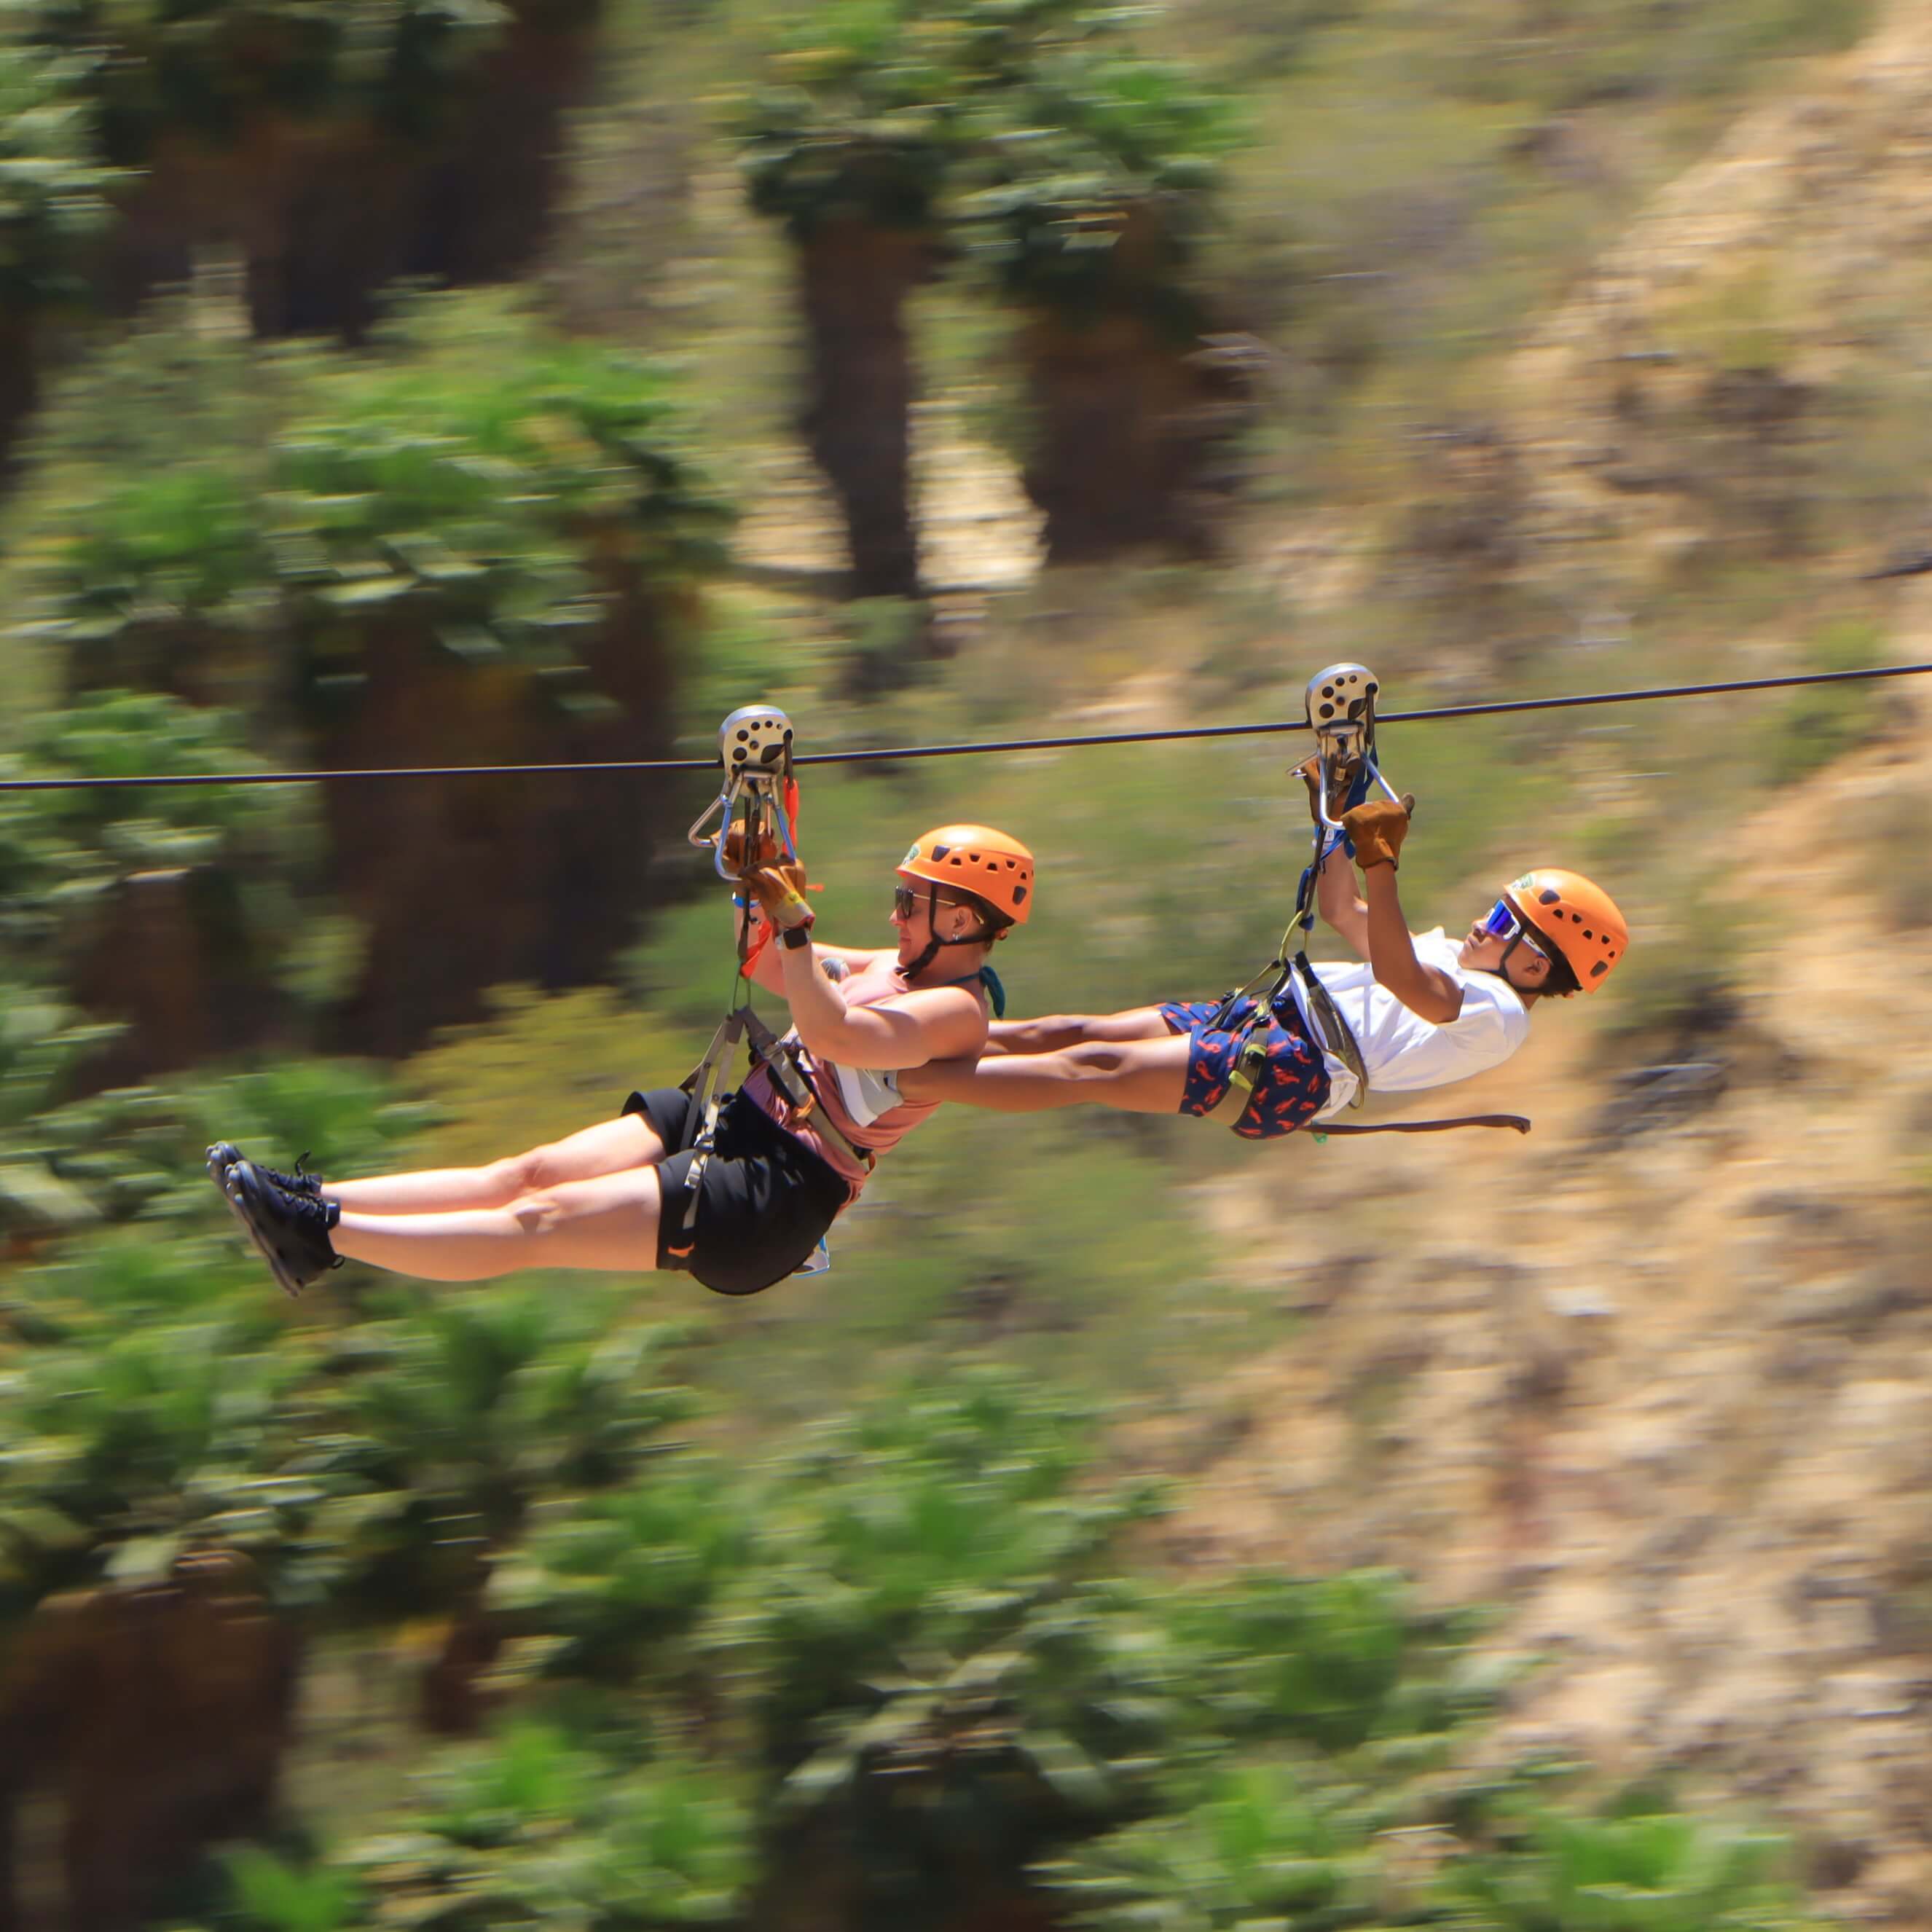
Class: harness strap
742,1008,877,1175
667,1008,747,1254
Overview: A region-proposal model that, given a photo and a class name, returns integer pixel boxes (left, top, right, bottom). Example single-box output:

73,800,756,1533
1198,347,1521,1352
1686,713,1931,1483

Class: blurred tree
334,1722,753,1928
737,1,1246,593
956,42,1248,560
0,691,318,1080
12,294,729,1051
1038,1572,1513,1929
737,1,962,598
302,1291,698,1730
15,0,602,342
1440,1796,1825,1932
0,1308,313,1931
707,1371,1174,1929
0,40,122,479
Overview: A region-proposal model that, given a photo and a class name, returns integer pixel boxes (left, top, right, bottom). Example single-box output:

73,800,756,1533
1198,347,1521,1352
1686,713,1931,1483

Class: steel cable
2,658,1926,793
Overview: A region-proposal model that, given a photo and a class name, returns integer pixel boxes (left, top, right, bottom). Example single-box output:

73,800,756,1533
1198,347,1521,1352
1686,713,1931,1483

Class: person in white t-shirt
898,796,1627,1139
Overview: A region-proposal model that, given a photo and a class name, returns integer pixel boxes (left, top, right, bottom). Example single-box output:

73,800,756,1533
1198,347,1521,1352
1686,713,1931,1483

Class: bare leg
901,1033,1190,1115
330,1115,666,1216
333,1166,664,1282
983,1007,1175,1056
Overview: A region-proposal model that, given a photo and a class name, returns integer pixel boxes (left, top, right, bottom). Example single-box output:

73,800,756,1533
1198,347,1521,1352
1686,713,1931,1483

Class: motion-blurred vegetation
0,0,1921,1921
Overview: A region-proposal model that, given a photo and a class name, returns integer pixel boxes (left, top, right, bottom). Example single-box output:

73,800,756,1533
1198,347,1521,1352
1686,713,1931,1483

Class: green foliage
0,39,122,314
283,293,729,694
0,1313,318,1617
224,1846,361,1932
5,1052,423,1236
300,1290,699,1621
1040,1758,1374,1931
0,688,314,962
342,1723,753,1925
736,0,1236,308
15,0,511,159
12,291,729,711
1163,1569,1493,1758
736,0,965,234
1442,1798,1821,1931
956,43,1237,316
1757,619,1887,785
490,1461,750,1677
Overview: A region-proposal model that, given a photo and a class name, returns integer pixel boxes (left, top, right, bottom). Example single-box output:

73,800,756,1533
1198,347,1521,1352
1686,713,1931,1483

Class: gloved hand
1341,795,1415,871
722,825,780,875
747,861,814,935
1292,751,1360,828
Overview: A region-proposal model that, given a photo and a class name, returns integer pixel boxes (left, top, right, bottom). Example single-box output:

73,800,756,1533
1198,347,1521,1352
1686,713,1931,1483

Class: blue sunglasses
1480,898,1552,970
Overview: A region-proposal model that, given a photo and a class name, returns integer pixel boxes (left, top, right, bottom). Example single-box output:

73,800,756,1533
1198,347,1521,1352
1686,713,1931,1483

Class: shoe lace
264,1152,323,1198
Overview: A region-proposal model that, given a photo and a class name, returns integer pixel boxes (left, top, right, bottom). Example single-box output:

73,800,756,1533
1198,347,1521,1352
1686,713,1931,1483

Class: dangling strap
1310,1115,1530,1136
970,965,1006,1018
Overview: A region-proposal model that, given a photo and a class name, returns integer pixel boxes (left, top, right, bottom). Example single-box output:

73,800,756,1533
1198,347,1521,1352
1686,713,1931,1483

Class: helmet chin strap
903,881,995,978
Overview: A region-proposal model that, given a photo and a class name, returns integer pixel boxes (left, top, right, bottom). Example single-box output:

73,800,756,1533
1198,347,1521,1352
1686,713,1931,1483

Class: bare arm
777,938,989,1069
1315,841,1372,961
737,899,887,997
1362,866,1463,1024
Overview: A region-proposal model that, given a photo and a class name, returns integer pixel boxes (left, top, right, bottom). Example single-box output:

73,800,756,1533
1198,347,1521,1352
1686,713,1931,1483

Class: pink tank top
742,951,987,1201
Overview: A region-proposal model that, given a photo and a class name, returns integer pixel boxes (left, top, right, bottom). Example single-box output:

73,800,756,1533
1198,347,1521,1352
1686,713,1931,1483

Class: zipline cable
2,658,1928,793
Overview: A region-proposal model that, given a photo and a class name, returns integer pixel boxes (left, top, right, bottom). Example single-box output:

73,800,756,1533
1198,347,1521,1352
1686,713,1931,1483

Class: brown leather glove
1292,753,1360,828
747,861,814,935
1342,796,1415,871
722,825,780,876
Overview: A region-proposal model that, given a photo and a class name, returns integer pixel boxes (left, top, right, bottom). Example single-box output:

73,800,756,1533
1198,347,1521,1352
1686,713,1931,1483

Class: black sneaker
222,1158,342,1300
205,1142,325,1198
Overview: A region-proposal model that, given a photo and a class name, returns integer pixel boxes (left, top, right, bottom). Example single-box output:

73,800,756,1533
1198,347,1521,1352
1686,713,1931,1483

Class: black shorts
624,1086,848,1297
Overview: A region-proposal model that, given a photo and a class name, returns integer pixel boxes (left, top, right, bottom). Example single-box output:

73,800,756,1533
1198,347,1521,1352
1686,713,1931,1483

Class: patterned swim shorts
1157,992,1332,1141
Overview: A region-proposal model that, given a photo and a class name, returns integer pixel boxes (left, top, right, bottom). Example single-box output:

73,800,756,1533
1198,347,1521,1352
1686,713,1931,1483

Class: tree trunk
798,219,935,599
1019,307,1251,563
101,5,601,345
66,865,279,1087
317,593,681,1056
0,1553,301,1932
0,314,39,491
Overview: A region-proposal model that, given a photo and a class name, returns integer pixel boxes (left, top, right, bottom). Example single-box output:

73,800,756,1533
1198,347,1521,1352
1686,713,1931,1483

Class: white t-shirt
1291,927,1531,1120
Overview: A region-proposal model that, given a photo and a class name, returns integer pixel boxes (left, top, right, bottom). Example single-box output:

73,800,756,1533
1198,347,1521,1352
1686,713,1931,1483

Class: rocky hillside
1115,9,1932,1922
1158,622,1932,1928
1507,0,1932,577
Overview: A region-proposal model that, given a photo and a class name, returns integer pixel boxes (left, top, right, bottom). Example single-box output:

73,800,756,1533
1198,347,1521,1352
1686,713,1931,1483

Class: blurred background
2,0,1931,1925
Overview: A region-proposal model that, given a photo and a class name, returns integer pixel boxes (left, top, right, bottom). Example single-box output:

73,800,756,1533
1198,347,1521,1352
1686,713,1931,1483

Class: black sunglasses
894,884,973,921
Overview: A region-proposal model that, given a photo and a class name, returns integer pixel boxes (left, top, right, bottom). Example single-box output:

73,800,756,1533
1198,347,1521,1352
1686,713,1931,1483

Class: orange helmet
1504,869,1627,993
899,825,1034,927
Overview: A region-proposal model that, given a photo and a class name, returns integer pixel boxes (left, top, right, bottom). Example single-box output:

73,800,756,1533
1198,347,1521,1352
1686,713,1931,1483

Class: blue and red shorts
1157,993,1332,1141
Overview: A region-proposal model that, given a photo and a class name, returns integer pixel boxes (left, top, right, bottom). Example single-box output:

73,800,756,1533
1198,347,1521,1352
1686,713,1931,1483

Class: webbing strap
1311,1115,1531,1136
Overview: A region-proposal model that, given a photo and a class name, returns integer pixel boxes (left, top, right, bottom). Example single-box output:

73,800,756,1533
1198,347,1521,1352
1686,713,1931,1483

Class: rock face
0,1552,301,1931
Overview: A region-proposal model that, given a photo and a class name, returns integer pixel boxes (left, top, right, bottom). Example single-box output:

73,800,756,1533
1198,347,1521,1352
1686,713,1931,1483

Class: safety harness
1202,663,1530,1140
668,706,876,1267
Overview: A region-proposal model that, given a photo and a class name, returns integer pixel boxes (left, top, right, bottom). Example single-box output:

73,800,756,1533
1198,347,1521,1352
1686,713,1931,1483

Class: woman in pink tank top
211,827,1035,1302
